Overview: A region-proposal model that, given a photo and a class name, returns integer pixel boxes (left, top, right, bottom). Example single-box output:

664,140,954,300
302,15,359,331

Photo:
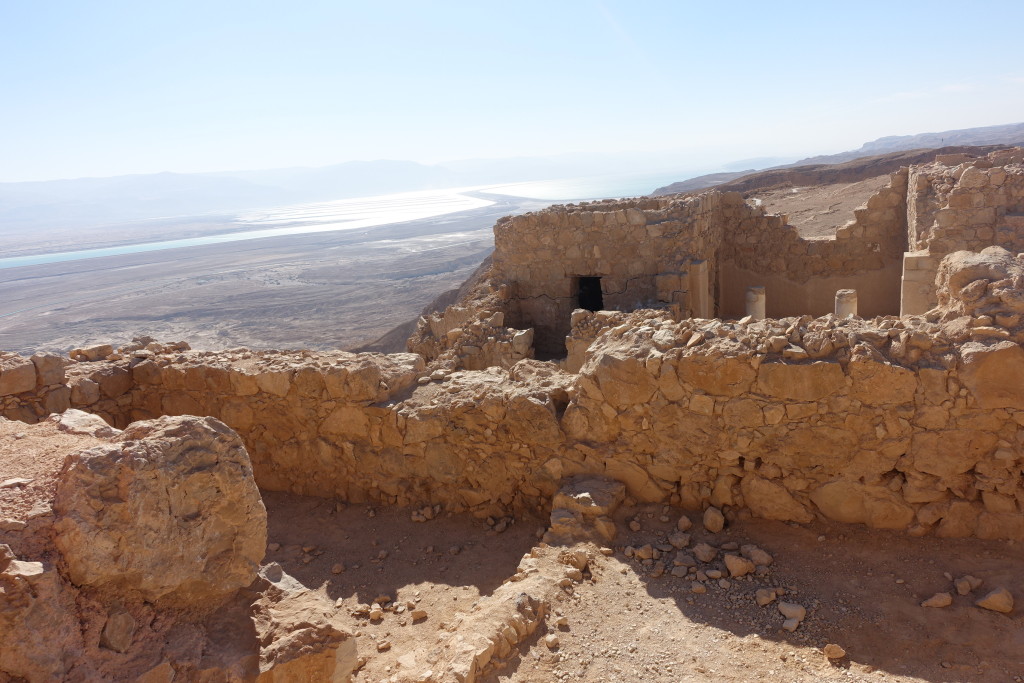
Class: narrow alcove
577,276,603,312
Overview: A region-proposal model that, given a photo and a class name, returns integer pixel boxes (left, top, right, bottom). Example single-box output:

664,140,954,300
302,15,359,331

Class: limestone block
676,353,756,397
0,356,36,396
912,430,999,480
740,474,813,523
958,341,1024,409
848,359,918,406
755,361,845,402
53,415,267,605
604,459,664,502
593,352,658,410
31,353,66,386
936,501,980,538
69,377,101,405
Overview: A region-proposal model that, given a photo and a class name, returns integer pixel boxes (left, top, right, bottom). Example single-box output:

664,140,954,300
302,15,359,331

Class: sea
0,168,706,271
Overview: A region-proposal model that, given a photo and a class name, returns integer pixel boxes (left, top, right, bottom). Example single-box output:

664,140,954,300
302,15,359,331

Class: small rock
629,520,642,532
565,568,583,582
782,618,800,632
740,544,773,566
724,554,755,578
100,610,136,653
956,575,983,595
377,640,392,652
668,532,691,549
755,588,776,607
448,545,461,556
705,569,723,580
369,607,384,621
702,506,725,533
555,616,568,627
544,634,559,649
823,644,846,660
411,609,427,621
718,579,731,589
267,542,281,552
778,602,806,622
692,543,717,563
690,582,707,594
331,563,345,575
676,515,693,532
921,592,953,608
0,478,33,489
975,587,1014,613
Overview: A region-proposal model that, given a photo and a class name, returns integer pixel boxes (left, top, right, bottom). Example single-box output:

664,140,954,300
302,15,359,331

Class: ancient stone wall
491,194,725,357
0,352,70,424
484,173,909,354
902,148,1024,314
4,249,1022,544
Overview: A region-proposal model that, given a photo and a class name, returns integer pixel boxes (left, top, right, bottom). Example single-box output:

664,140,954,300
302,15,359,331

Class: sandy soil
748,175,890,238
259,494,1023,683
0,195,549,355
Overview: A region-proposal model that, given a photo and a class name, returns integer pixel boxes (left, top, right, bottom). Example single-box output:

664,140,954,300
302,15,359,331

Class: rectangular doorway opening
577,276,604,311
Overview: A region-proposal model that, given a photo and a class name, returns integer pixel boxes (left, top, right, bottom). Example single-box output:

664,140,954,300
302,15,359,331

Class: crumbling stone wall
4,245,1022,544
902,148,1024,314
0,352,69,424
481,173,910,357
491,193,726,357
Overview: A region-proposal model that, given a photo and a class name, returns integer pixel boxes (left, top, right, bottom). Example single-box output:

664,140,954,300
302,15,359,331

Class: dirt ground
748,175,891,238
2,430,1021,682
261,494,1023,683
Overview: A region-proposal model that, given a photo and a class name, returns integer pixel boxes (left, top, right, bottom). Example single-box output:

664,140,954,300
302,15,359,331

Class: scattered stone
331,563,345,575
377,640,392,652
975,588,1014,613
544,634,559,649
782,618,801,632
693,543,717,563
755,588,776,607
690,582,707,594
668,532,691,549
411,609,427,621
629,519,642,532
823,644,846,660
778,602,806,622
955,575,983,595
0,478,33,489
702,506,725,533
740,544,773,567
676,515,693,532
921,592,953,608
724,554,755,578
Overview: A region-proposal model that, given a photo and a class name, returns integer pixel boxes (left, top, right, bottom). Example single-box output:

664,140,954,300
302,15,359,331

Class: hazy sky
2,1,1023,182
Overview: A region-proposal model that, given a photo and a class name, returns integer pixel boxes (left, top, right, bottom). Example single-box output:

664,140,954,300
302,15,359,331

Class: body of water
0,168,709,270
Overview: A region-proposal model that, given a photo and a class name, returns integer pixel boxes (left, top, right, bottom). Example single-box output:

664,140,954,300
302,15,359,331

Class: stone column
835,289,858,318
745,286,766,320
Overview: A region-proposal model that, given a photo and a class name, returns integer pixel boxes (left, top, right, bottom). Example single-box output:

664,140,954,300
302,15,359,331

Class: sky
2,1,1023,182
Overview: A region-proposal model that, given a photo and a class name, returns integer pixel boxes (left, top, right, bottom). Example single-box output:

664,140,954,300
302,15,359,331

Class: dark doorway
577,276,604,311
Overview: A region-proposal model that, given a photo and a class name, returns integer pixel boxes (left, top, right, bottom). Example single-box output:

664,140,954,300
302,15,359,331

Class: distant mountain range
652,121,1024,196
2,121,1022,235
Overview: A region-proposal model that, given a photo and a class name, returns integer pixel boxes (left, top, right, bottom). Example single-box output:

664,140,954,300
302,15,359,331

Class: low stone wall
0,352,70,423
4,251,1024,542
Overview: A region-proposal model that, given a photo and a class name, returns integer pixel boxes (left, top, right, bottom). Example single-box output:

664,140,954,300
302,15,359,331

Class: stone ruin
1,147,1024,680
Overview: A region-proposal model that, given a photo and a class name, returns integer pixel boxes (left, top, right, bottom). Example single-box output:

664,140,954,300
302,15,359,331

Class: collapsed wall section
718,169,908,318
902,148,1024,314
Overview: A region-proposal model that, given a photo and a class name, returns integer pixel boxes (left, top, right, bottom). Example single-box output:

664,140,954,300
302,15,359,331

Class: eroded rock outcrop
53,415,267,605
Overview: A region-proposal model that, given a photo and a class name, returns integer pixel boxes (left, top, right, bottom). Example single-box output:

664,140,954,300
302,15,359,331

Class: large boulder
53,415,267,605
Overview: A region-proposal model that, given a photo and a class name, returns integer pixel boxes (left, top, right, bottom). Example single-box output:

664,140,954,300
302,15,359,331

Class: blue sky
2,1,1022,182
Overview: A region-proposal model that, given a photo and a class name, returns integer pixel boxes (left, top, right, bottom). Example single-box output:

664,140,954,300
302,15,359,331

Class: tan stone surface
53,415,267,604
